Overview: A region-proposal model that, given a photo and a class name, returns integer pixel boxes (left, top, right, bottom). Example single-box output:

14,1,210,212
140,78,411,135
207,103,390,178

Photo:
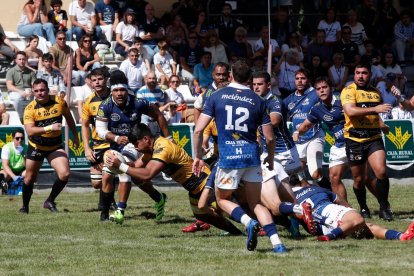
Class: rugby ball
104,150,127,174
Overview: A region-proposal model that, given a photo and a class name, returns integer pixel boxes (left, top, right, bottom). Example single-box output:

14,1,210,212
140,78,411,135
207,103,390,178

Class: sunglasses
170,80,180,83
83,40,91,43
15,137,24,141
57,37,66,40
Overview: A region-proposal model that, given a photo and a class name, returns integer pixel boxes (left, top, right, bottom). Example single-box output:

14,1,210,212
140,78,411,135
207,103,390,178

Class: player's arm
269,112,282,127
262,123,275,171
147,104,171,138
81,117,95,162
389,85,414,111
95,117,129,145
193,113,212,176
108,153,164,181
342,102,392,118
292,119,315,142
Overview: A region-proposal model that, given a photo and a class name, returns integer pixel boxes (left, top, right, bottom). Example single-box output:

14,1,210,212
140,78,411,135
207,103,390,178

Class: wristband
119,163,129,174
114,135,120,142
166,135,173,141
399,96,406,104
44,125,53,134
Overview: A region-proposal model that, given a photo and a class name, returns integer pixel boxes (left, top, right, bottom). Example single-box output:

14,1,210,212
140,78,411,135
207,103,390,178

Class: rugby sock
117,202,127,214
231,207,250,225
101,191,112,215
327,227,343,240
22,182,34,208
98,188,104,209
385,230,402,240
47,178,68,202
149,190,162,202
376,178,390,209
263,224,282,246
317,176,332,190
353,186,368,210
279,202,294,215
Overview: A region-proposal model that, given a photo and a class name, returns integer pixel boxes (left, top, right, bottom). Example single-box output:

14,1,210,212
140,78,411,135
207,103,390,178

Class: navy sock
118,202,127,214
230,207,245,223
263,223,277,238
377,178,390,209
149,190,162,202
279,202,294,215
327,227,343,239
385,229,402,240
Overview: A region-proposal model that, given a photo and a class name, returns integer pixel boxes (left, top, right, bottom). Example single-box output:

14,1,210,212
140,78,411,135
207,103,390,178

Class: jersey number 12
225,105,249,132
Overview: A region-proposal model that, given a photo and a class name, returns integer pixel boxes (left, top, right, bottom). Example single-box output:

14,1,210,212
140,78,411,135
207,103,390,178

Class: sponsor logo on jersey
110,113,121,121
221,94,255,105
302,98,309,106
323,114,333,121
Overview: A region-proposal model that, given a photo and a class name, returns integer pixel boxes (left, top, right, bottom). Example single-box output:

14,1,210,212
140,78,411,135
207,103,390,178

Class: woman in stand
328,52,349,92
24,35,43,71
115,9,140,58
204,29,228,64
73,35,101,85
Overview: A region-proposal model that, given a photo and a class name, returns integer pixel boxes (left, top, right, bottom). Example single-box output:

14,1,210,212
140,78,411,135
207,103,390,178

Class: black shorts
26,144,64,161
91,148,109,166
345,138,385,165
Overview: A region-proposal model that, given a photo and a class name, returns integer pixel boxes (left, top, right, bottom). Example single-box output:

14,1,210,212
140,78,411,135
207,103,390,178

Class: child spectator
36,53,65,98
47,0,68,35
153,40,176,86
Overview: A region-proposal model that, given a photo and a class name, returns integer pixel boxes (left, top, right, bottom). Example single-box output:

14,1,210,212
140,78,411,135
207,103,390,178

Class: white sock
240,214,252,227
293,204,303,214
270,234,282,247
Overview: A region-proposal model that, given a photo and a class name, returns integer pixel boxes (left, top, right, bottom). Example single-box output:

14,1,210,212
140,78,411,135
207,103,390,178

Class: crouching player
105,123,242,235
293,184,414,242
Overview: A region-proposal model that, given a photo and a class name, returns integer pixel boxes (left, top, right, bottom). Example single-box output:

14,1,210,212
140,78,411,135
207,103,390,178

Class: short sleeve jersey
141,136,210,194
294,186,337,210
203,119,218,157
283,87,321,144
23,95,67,151
307,92,345,148
203,83,270,169
340,83,382,143
97,94,152,151
259,92,295,153
81,91,110,150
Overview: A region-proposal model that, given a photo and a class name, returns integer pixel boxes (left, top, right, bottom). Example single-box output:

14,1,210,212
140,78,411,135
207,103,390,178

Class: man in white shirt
69,0,102,42
119,48,148,92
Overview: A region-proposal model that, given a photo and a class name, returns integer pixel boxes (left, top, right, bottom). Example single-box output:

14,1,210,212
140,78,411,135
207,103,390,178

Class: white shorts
329,145,348,168
215,166,263,190
274,146,302,175
260,154,289,186
296,135,325,176
320,203,354,235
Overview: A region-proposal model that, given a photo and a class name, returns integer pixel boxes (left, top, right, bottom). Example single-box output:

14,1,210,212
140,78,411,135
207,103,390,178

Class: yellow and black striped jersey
203,119,218,157
81,91,110,150
141,136,210,194
340,83,382,143
23,95,67,151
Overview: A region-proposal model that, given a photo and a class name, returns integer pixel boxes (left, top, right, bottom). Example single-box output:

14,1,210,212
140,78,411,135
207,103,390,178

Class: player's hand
116,136,129,145
192,158,205,177
85,148,96,163
374,104,392,114
105,151,121,169
390,85,401,98
263,156,274,171
51,123,62,131
292,131,299,142
72,134,80,148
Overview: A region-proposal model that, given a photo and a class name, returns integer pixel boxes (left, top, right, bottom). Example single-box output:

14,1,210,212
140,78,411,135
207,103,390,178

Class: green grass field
1,184,413,275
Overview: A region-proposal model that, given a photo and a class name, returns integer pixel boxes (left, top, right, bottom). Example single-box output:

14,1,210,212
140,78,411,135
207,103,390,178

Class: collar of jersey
112,95,130,107
228,82,250,90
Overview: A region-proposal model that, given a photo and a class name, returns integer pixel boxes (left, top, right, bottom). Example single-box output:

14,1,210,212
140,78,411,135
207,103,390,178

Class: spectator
378,50,406,91
189,10,211,46
154,40,176,86
317,7,341,45
171,0,197,27
0,30,19,61
227,27,253,61
139,3,165,62
130,37,150,71
193,51,214,95
394,10,414,66
214,3,241,45
271,7,295,46
343,9,367,55
204,29,228,64
95,0,120,43
75,73,93,123
361,39,381,65
165,74,185,105
378,73,400,120
17,0,56,45
250,53,266,73
378,0,400,47
114,8,140,58
1,130,26,185
119,47,148,93
73,35,101,86
24,35,43,71
163,101,182,124
306,29,332,69
47,0,68,36
6,51,36,121
332,26,360,73
254,25,282,64
308,55,327,86
179,31,203,82
48,31,73,85
36,53,65,98
0,102,9,125
274,49,301,98
281,32,304,64
356,0,379,43
69,0,102,42
125,0,148,24
328,52,349,92
165,14,188,59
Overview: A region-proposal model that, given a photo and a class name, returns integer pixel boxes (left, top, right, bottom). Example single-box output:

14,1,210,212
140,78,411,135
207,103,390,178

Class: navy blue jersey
203,83,270,169
307,92,345,147
283,87,321,144
294,185,337,211
97,94,152,151
259,92,295,153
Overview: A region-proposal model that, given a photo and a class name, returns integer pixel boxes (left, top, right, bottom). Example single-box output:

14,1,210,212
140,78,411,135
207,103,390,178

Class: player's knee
58,171,70,181
353,175,364,186
310,169,322,180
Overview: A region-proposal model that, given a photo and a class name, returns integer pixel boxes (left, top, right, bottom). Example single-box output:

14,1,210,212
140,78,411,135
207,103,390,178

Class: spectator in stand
317,7,341,45
0,30,19,61
6,51,36,122
0,102,9,125
378,73,399,120
189,10,211,47
165,74,185,105
328,52,349,92
193,51,214,95
250,53,266,74
308,55,327,86
343,9,367,55
119,47,148,93
204,29,228,64
48,31,73,85
1,130,26,184
227,27,253,61
163,101,182,124
130,37,150,71
17,0,56,45
378,50,406,91
47,0,68,36
114,9,140,58
139,3,165,62
153,40,176,86
171,0,197,27
271,7,295,47
378,0,400,47
36,53,66,98
179,31,203,82
361,39,381,66
125,0,148,24
96,0,120,43
165,14,188,60
24,35,43,72
69,0,102,42
281,32,304,64
356,0,379,43
254,25,282,64
394,11,414,66
75,73,93,123
306,29,332,70
214,3,241,46
73,35,101,85
333,26,360,73
274,49,301,99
